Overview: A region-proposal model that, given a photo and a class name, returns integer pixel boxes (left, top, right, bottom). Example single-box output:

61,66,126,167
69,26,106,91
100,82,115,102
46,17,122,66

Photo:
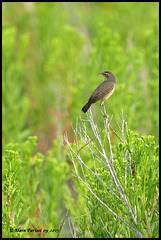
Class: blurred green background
2,2,159,238
2,2,159,151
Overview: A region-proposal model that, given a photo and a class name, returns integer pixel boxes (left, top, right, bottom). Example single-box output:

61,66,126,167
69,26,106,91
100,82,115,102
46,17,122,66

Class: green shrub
2,136,71,238
2,2,159,238
2,26,30,149
2,149,30,238
64,112,159,238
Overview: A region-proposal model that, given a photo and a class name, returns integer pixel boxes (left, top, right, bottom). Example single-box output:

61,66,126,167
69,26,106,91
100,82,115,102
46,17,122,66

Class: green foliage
45,24,86,118
74,131,159,238
40,136,70,238
2,3,159,146
2,26,30,149
2,2,159,238
2,136,71,238
2,150,30,238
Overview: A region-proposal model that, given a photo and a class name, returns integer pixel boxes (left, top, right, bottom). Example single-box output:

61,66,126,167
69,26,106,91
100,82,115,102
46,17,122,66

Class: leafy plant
2,2,159,238
2,149,30,238
2,26,30,149
2,136,71,238
64,108,159,238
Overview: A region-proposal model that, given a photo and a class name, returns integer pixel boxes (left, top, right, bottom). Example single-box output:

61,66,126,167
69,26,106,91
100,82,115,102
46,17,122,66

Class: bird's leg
100,101,104,108
100,101,108,119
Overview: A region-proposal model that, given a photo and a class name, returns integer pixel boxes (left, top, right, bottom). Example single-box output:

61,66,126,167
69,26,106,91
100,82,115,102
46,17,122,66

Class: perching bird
82,71,116,113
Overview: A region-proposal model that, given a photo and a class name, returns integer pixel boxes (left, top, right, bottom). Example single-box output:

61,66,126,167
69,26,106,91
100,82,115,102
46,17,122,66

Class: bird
82,71,116,113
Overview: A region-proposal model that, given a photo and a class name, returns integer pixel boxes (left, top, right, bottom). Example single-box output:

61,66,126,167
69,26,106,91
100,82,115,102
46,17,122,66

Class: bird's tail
82,101,92,113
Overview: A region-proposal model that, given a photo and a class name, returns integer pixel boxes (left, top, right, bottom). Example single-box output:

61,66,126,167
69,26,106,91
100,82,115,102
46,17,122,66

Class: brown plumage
82,71,116,113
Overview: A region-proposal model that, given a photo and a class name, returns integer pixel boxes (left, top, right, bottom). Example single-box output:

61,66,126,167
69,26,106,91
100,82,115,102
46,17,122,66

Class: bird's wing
90,81,115,103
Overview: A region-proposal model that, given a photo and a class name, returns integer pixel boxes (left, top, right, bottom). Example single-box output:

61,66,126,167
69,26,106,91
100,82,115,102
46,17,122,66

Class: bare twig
99,217,113,238
109,125,124,143
149,192,159,217
76,126,105,156
57,210,69,238
68,217,77,238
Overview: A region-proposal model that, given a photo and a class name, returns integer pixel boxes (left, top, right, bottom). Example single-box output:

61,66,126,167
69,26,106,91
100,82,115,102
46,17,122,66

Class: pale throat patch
101,87,115,101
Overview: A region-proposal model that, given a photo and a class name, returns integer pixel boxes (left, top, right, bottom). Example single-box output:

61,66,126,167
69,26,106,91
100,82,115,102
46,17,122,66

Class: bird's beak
98,72,102,75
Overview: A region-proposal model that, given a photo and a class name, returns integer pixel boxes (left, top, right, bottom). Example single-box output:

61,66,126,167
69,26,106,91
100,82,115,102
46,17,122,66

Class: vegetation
2,2,159,238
